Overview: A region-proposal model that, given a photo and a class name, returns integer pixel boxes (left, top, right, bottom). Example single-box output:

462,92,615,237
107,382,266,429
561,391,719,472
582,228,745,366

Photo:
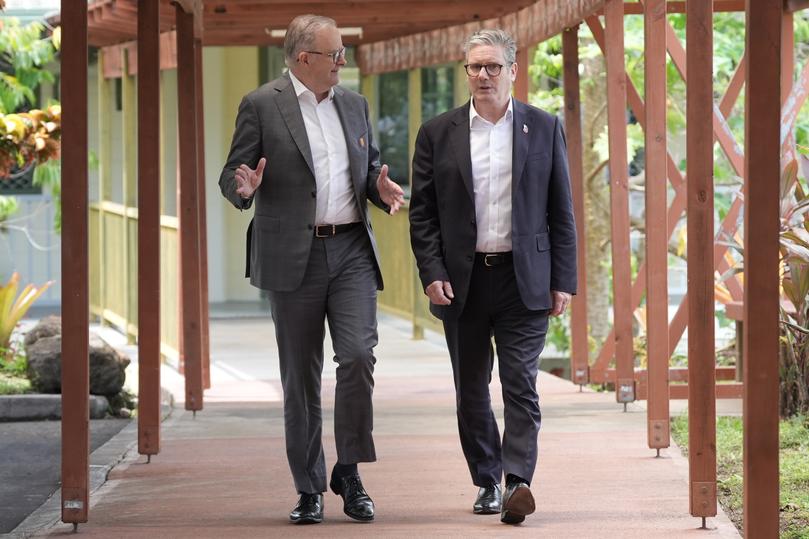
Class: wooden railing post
604,0,635,404
686,0,717,525
60,0,90,528
562,25,589,387
643,0,670,451
743,1,782,535
138,0,162,458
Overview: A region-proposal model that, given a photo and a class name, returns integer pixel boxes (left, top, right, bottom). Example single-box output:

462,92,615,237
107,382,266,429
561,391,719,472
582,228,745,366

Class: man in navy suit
409,28,577,525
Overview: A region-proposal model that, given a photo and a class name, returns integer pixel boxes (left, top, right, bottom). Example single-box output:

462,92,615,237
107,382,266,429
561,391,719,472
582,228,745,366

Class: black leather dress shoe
473,484,502,514
289,493,323,524
501,482,535,524
329,474,375,521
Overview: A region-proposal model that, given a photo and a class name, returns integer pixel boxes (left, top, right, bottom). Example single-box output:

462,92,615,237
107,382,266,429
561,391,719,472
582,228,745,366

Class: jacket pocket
536,232,551,252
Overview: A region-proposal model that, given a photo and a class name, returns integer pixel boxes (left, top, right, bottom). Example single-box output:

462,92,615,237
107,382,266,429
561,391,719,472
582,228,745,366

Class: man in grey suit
409,29,577,525
219,14,404,525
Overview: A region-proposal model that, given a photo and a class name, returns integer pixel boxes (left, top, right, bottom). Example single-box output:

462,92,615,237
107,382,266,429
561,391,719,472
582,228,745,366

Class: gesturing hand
426,280,454,306
235,157,266,199
376,164,405,215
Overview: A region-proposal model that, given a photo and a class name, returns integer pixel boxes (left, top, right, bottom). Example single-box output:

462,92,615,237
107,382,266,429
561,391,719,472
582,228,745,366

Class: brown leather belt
314,222,361,238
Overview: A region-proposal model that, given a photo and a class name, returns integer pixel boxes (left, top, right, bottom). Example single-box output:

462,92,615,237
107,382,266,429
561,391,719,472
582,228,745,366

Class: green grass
0,372,31,395
671,415,809,538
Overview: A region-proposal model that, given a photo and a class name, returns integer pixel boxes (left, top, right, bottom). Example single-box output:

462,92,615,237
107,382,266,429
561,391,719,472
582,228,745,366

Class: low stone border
0,394,109,421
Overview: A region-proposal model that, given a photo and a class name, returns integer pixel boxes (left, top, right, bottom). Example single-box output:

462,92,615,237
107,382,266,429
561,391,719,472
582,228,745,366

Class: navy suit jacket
409,99,577,320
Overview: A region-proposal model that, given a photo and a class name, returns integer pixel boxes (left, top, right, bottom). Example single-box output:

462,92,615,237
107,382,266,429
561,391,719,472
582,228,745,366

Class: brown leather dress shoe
501,482,535,524
289,493,323,524
473,484,502,514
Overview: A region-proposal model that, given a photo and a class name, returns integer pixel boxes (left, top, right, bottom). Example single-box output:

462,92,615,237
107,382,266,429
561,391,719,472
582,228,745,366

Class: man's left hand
550,291,572,317
376,164,405,215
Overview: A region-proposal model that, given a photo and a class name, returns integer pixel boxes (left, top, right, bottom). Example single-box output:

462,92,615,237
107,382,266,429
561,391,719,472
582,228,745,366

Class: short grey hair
284,14,337,66
463,28,517,65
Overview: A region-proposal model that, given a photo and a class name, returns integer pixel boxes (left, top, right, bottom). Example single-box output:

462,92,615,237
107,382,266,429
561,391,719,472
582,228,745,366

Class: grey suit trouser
268,226,378,494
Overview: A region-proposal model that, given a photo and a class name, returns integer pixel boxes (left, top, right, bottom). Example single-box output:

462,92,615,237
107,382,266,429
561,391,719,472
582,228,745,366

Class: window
377,70,409,186
421,65,455,122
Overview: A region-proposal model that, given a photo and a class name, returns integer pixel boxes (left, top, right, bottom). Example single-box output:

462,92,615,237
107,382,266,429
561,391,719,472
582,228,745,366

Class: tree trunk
581,47,612,357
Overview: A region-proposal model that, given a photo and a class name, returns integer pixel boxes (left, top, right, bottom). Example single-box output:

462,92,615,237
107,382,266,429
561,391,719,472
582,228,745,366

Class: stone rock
25,333,130,396
23,315,62,349
89,334,130,396
25,335,61,393
117,408,132,419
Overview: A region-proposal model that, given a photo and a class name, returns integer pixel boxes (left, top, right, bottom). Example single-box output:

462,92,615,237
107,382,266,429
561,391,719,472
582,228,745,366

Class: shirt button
471,220,476,226
466,255,473,261
311,190,316,198
308,224,313,230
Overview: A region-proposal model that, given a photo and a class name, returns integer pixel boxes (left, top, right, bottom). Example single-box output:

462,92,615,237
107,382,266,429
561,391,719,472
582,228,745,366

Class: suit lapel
512,98,530,191
274,76,316,179
450,103,475,202
332,87,365,195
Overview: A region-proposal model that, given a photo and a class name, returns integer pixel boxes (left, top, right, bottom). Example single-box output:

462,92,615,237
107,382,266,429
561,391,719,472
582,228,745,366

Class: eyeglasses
464,63,508,77
304,47,346,64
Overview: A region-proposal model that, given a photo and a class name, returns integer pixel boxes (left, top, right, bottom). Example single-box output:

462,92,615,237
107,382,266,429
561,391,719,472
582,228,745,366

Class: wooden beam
60,0,90,527
743,0,782,536
138,0,162,458
785,0,809,13
176,4,204,411
194,38,211,391
687,0,717,522
604,0,635,404
562,25,589,387
619,0,746,13
644,0,670,451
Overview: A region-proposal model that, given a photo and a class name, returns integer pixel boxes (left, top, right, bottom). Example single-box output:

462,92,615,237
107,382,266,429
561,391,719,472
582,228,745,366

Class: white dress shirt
289,71,359,225
469,98,514,252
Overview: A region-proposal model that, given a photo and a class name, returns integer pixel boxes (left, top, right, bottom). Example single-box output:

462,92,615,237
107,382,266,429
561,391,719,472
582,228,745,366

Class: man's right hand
426,280,454,306
235,157,266,199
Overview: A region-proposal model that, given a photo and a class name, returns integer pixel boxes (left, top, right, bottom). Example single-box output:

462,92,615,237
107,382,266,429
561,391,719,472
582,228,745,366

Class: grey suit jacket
409,99,577,320
219,74,389,292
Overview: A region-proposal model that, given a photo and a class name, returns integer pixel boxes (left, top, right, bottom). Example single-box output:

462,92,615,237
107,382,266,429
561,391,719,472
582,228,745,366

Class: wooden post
514,46,529,103
643,0,670,450
686,0,717,523
60,0,90,527
743,0,782,535
194,38,211,390
176,4,204,411
562,25,589,386
138,0,162,457
604,0,635,403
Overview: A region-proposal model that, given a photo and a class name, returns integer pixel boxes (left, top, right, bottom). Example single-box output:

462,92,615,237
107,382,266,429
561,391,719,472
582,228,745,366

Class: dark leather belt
474,252,513,267
314,222,361,238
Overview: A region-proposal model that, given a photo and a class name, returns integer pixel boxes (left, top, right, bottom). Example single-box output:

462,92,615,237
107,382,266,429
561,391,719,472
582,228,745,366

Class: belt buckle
484,254,497,267
315,224,335,238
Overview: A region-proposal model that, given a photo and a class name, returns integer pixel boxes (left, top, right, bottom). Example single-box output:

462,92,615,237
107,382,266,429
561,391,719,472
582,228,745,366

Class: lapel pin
359,136,366,148
523,124,529,134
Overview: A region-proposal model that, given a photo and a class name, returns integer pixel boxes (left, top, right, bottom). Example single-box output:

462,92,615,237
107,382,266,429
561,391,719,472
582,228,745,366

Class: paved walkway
36,313,739,538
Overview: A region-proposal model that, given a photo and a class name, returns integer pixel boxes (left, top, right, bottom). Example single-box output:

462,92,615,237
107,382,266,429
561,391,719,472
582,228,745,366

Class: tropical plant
0,105,61,177
0,17,61,230
779,154,809,417
0,271,52,363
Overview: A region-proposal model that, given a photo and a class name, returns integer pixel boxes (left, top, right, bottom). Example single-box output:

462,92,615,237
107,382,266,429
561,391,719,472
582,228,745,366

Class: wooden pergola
59,0,807,535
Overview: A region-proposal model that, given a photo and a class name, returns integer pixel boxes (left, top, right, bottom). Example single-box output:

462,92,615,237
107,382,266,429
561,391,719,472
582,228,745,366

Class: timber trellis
59,0,806,535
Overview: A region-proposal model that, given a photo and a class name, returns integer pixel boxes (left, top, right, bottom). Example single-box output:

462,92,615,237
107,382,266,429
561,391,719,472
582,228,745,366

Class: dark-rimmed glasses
304,47,346,64
464,63,508,77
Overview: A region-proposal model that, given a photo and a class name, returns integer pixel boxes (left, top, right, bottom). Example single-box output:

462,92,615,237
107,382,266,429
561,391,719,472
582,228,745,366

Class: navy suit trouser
443,257,549,487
